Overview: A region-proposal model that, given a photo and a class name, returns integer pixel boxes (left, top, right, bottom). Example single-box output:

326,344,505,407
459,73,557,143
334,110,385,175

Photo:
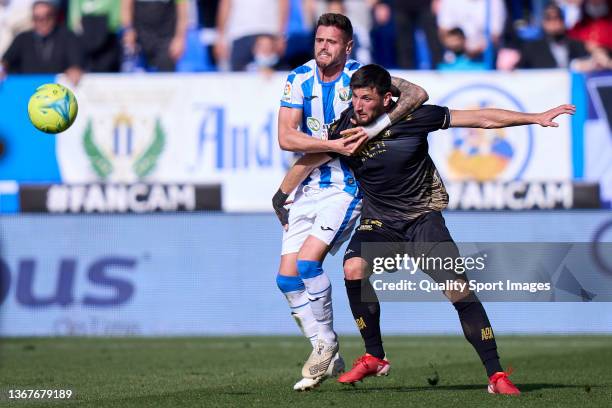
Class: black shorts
344,211,466,283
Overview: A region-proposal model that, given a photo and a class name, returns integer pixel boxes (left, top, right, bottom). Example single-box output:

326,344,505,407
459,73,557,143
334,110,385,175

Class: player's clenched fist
272,189,290,231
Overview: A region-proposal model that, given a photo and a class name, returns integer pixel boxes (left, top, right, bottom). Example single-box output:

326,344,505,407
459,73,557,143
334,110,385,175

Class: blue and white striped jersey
280,59,361,197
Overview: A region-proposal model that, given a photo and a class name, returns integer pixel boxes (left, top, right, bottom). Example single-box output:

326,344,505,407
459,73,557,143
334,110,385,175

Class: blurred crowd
0,0,611,83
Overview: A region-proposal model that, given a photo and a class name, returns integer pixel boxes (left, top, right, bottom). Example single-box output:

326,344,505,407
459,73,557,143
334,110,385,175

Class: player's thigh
297,235,330,262
343,223,401,279
278,253,298,277
281,196,316,257
406,211,469,300
311,191,361,254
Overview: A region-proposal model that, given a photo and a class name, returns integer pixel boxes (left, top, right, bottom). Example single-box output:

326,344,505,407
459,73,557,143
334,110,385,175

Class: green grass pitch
1,336,611,407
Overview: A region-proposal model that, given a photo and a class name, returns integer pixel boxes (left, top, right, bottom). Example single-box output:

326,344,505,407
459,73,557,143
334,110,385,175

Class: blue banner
0,76,62,182
1,212,611,336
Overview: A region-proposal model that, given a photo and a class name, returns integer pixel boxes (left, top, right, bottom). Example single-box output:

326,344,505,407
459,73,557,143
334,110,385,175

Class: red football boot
488,371,521,395
337,354,390,384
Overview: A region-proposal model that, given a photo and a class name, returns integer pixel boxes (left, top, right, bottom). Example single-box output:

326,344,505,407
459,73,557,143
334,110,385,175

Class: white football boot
301,339,339,378
293,352,345,391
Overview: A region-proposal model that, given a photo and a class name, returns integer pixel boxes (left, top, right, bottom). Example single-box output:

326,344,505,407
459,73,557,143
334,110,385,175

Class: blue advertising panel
1,212,611,336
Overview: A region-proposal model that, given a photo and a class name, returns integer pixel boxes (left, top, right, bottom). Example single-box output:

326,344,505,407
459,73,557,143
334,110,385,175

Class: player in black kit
272,64,575,394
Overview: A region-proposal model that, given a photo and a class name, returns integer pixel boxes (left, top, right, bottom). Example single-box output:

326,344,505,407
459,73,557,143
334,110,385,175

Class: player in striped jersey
272,13,428,391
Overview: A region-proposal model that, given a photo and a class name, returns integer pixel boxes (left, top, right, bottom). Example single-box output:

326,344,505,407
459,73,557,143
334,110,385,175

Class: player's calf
276,274,319,346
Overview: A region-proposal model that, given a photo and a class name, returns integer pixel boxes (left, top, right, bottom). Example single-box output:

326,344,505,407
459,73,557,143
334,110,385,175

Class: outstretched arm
450,104,576,128
272,153,331,229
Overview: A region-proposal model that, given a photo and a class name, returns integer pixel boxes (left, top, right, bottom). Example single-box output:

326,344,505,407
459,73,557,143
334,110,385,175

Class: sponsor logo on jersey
339,87,351,102
307,117,321,132
282,82,292,102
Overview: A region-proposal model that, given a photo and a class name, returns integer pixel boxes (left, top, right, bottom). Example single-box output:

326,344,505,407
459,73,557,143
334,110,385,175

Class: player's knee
278,254,298,276
276,274,305,294
449,289,478,306
343,258,366,280
296,259,324,279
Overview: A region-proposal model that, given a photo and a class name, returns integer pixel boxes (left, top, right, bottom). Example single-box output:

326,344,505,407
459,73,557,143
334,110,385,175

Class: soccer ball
27,83,78,134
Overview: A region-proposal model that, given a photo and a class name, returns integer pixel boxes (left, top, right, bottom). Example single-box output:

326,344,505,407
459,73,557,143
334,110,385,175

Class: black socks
345,278,503,376
453,293,503,377
345,278,385,359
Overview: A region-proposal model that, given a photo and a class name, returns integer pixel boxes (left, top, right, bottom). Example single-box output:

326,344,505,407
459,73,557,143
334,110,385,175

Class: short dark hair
350,64,392,96
543,3,564,20
447,27,466,39
33,0,59,10
315,13,353,41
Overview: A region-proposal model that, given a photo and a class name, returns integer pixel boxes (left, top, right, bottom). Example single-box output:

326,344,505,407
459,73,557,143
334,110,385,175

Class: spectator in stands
369,0,395,67
322,0,343,14
197,0,219,68
519,3,589,68
120,0,188,72
245,33,290,74
394,0,442,69
316,0,375,64
569,0,612,50
1,0,83,84
0,0,36,58
69,0,121,72
214,0,289,71
437,0,506,67
555,0,583,28
438,27,487,70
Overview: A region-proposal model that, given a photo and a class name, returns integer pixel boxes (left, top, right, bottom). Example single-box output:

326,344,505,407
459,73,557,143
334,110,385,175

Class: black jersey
329,105,451,222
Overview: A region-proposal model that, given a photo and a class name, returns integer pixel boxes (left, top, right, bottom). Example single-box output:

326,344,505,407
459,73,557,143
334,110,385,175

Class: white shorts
281,186,362,256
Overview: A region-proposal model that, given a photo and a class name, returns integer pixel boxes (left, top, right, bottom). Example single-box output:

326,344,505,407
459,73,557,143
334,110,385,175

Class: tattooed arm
355,76,428,140
388,76,429,123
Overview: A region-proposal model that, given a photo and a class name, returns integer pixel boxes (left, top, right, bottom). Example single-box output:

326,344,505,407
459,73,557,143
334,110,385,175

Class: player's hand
272,189,291,231
335,127,369,156
328,134,368,156
536,104,576,127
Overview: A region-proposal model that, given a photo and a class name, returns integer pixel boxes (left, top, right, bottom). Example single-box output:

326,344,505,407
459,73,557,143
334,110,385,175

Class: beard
353,107,384,126
316,52,342,71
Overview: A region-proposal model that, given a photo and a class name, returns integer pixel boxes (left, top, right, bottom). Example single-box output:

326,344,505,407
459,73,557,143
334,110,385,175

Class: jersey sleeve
280,71,304,109
406,105,452,133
